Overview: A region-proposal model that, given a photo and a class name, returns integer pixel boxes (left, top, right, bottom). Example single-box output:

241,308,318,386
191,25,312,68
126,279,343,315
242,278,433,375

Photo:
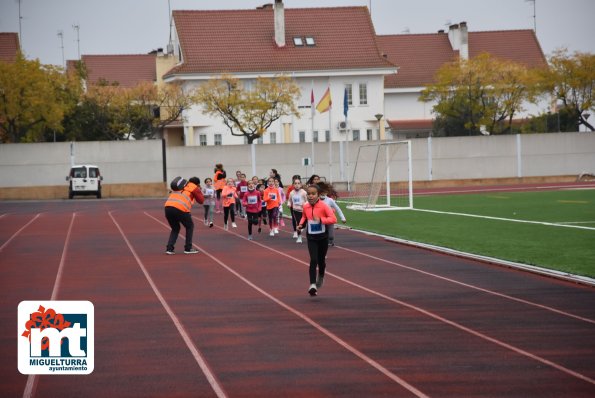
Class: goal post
344,141,413,211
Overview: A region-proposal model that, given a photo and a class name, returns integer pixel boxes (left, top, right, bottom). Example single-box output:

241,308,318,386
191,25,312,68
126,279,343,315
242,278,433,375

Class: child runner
202,177,216,227
221,177,238,230
257,183,267,230
242,180,262,240
236,173,248,218
263,177,281,236
287,178,307,243
297,184,337,296
317,181,347,246
213,163,226,213
274,178,286,227
306,174,321,187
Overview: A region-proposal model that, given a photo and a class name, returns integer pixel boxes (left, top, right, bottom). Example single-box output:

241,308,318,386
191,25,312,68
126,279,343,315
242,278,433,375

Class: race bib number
307,220,325,235
247,196,258,205
261,200,266,207
292,195,303,205
205,188,214,197
269,193,277,201
227,193,233,198
240,186,248,192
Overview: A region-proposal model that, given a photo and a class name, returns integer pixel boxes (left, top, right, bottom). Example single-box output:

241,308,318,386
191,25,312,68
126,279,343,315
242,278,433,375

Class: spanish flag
316,87,332,113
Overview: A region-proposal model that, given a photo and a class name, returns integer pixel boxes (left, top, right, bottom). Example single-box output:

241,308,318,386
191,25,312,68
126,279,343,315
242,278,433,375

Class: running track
1,199,594,397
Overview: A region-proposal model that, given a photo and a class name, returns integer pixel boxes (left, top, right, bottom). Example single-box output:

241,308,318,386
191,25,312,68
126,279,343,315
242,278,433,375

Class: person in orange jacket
164,176,204,255
213,163,226,213
221,178,238,230
263,177,281,236
297,183,337,296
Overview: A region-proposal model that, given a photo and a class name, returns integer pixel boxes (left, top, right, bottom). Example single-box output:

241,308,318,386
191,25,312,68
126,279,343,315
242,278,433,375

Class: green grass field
338,189,595,278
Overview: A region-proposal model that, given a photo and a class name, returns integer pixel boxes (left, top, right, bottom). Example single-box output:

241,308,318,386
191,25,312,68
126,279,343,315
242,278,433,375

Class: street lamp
375,113,383,140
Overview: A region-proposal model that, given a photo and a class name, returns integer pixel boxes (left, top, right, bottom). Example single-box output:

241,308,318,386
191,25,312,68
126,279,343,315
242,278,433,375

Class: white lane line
413,208,595,231
145,212,428,398
109,212,228,398
337,246,595,325
1,213,41,252
173,213,595,386
23,213,76,398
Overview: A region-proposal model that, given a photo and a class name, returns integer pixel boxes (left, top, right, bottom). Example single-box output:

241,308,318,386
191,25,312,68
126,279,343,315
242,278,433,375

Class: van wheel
96,190,102,199
68,190,74,199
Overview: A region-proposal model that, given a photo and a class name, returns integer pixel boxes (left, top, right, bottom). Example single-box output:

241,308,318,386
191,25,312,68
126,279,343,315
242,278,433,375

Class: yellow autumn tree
193,74,301,144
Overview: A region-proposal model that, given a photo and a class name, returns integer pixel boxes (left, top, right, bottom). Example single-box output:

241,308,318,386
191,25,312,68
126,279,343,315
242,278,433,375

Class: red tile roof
378,29,547,89
81,54,156,88
167,6,394,77
0,32,21,63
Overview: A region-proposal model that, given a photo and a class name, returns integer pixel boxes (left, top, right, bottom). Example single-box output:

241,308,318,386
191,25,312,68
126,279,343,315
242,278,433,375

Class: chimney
448,22,469,60
459,22,469,60
274,0,285,47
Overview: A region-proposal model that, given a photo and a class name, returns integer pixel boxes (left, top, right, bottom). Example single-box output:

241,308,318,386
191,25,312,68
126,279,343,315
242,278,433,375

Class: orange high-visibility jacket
164,190,193,213
214,170,226,191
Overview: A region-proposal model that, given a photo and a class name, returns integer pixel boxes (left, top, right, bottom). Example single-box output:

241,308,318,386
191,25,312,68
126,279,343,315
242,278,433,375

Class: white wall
1,133,593,190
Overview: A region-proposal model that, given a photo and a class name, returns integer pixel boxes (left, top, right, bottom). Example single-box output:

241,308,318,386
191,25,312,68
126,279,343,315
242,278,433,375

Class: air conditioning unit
338,121,350,131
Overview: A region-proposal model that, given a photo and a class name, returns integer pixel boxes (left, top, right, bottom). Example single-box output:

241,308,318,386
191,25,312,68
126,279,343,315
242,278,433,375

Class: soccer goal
344,141,413,211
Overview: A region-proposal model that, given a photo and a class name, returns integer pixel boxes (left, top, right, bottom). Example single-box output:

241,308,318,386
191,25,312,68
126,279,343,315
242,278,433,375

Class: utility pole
57,30,65,68
18,0,23,50
73,24,80,60
525,0,536,33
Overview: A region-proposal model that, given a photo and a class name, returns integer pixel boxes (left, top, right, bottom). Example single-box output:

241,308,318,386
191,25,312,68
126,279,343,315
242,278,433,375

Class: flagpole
328,98,332,184
310,81,315,175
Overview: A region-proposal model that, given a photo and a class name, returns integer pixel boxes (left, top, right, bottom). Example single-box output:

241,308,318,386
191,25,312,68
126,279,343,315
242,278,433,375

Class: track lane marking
337,246,595,325
109,212,228,398
1,213,41,252
156,212,595,387
23,213,76,398
144,211,429,398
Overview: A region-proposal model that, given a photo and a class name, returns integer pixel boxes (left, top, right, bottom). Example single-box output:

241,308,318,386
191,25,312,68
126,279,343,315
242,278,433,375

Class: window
325,130,330,142
366,129,373,141
305,37,315,46
359,83,368,105
293,37,303,46
214,134,222,146
299,131,306,143
352,129,360,141
89,168,99,178
345,84,353,106
257,136,264,144
270,132,276,144
199,134,207,146
313,130,318,142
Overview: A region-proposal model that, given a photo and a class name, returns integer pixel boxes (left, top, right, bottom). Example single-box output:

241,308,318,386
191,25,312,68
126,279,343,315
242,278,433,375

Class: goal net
344,141,413,211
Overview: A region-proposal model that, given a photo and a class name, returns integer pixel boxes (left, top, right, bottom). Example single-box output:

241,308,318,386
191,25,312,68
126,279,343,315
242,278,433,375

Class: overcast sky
1,0,593,67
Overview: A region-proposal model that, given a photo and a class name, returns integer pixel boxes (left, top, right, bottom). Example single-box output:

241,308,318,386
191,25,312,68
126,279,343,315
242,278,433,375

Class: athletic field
1,192,594,397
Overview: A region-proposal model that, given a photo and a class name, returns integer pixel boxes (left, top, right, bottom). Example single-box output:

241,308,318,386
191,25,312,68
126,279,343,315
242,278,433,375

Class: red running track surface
1,199,594,398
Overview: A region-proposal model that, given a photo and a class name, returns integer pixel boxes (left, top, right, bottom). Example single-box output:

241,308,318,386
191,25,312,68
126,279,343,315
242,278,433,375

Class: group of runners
164,164,347,296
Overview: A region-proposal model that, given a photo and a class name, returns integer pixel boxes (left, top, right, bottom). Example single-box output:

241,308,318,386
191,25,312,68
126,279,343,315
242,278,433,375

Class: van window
89,168,100,178
72,167,87,178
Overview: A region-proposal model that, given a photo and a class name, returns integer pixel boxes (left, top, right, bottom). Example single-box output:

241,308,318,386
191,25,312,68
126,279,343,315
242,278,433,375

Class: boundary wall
0,132,593,199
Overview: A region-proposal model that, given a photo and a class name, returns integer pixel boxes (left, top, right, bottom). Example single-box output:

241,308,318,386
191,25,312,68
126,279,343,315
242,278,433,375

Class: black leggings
291,209,303,235
246,211,260,234
223,206,235,224
307,237,329,284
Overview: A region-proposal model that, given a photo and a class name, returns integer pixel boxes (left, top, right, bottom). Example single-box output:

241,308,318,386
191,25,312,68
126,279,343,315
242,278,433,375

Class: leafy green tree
537,49,595,131
193,74,301,144
0,55,81,142
420,53,537,136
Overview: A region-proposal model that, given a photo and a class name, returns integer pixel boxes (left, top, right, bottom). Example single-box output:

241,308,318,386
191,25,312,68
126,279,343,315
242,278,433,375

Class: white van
66,165,103,199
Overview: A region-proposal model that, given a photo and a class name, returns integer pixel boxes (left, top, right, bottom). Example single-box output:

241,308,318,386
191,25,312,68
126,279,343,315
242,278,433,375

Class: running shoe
232,222,237,228
248,235,253,240
209,222,214,228
269,230,275,237
165,250,175,255
184,248,199,254
292,231,298,238
224,223,228,231
316,275,324,289
308,284,317,296
296,236,302,243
